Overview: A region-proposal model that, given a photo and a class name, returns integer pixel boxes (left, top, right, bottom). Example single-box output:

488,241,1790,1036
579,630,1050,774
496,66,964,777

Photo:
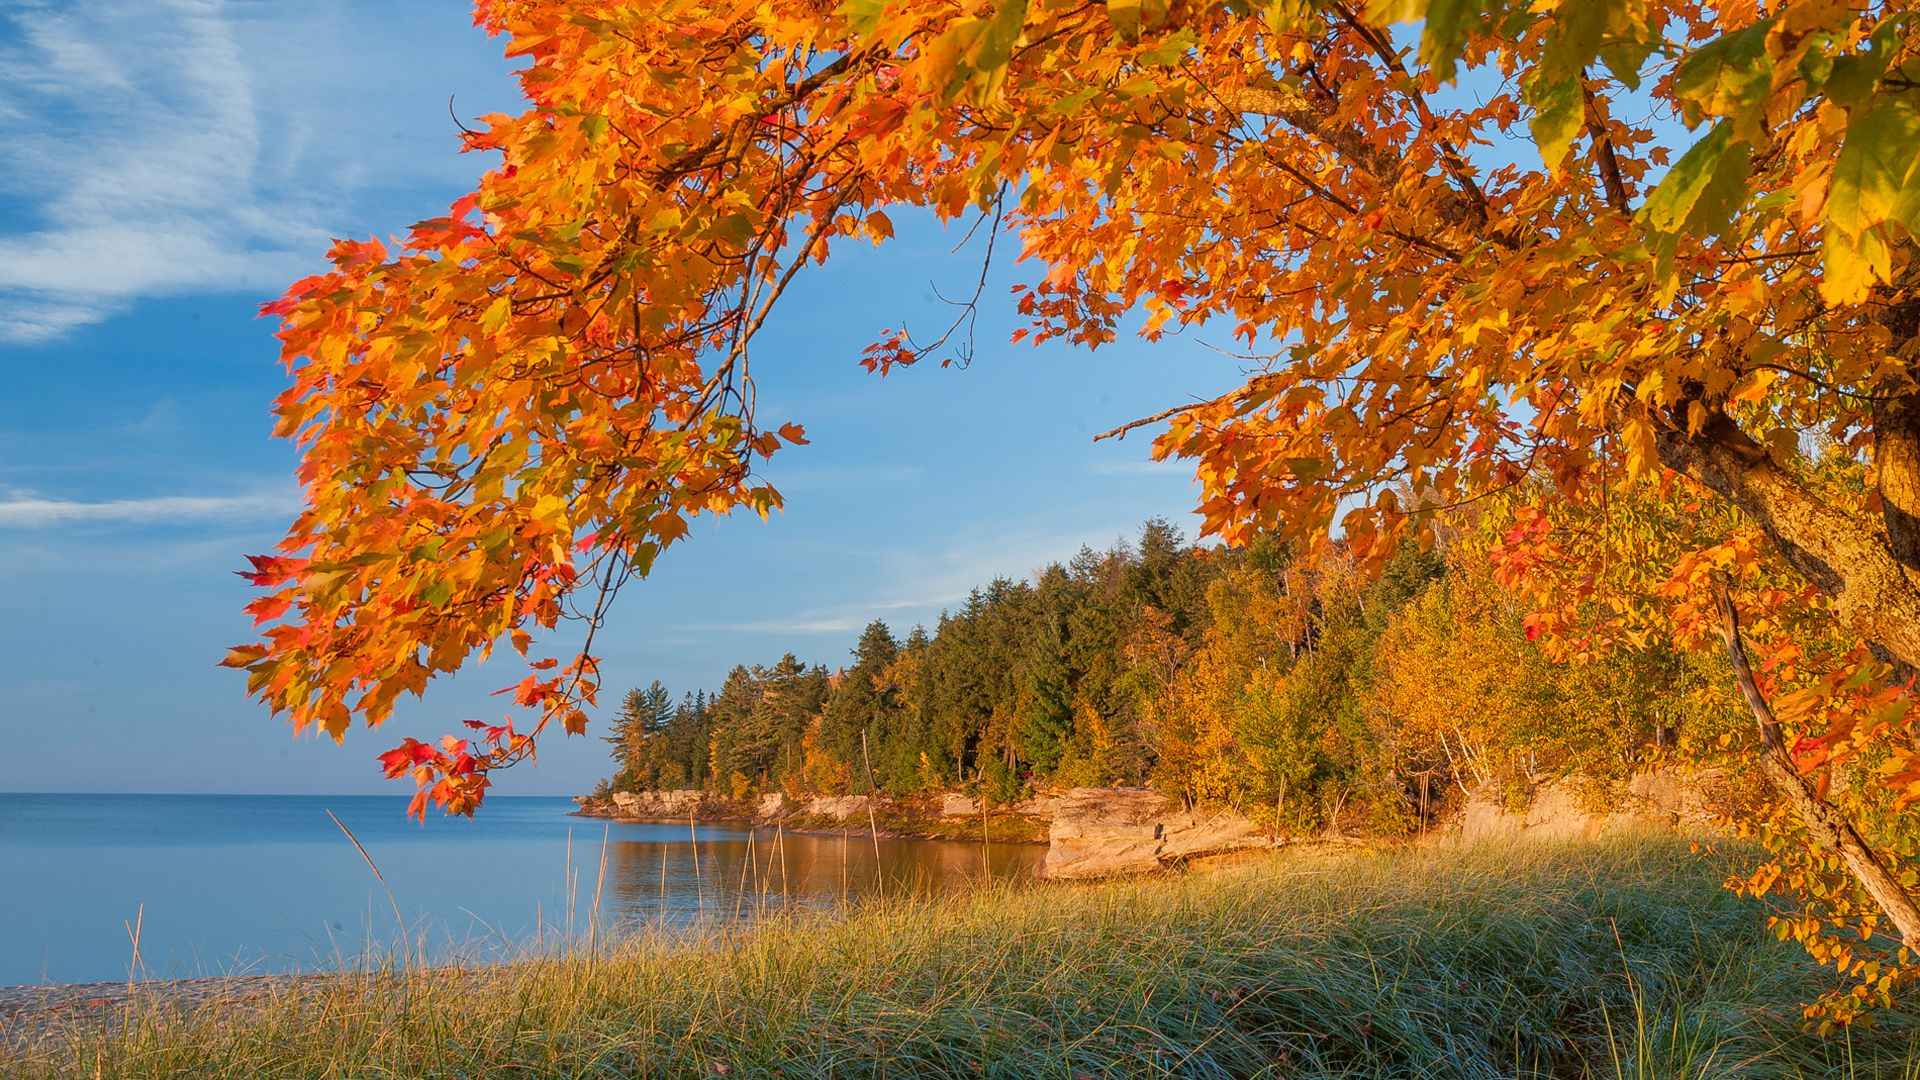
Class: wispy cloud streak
0,491,297,527
0,1,520,344
0,0,319,341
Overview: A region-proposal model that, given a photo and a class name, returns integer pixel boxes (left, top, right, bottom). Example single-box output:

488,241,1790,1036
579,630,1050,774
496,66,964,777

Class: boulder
1041,787,1270,879
756,792,788,819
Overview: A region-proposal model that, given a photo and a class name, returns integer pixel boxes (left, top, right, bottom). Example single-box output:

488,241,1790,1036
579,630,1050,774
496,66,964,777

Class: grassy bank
7,837,1917,1078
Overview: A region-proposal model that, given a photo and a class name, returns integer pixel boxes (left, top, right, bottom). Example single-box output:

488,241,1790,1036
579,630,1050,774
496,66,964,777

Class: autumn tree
606,680,674,790
820,620,902,789
232,0,1920,1013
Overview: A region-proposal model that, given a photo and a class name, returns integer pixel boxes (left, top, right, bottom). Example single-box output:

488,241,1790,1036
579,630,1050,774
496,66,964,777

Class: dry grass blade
323,807,411,972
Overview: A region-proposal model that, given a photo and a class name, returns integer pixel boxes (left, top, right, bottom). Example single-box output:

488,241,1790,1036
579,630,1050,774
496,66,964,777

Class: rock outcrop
1008,792,1066,819
1450,770,1717,844
802,795,871,821
1041,787,1271,879
939,793,981,818
608,789,710,818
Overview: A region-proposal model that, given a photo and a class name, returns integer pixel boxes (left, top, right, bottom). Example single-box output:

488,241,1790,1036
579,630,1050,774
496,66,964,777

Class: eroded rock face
1157,809,1267,862
803,795,871,821
608,789,708,818
1041,787,1271,879
1452,770,1717,844
1008,792,1065,819
756,792,788,819
939,793,981,818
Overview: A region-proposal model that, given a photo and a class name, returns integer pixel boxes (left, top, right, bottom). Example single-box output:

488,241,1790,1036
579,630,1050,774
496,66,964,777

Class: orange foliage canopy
228,0,1920,820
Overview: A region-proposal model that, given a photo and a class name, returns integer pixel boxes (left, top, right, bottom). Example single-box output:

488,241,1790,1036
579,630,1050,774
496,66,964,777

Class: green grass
7,836,1917,1078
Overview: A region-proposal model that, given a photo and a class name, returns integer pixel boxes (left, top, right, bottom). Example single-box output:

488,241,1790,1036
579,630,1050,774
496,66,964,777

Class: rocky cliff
1446,771,1719,844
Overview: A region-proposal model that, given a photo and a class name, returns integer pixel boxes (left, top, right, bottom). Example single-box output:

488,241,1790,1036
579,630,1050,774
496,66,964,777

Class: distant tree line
600,513,1719,832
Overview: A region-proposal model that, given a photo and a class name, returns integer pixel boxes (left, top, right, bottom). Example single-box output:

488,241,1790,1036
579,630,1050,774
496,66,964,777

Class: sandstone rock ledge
1448,770,1718,845
603,789,715,819
1041,787,1269,880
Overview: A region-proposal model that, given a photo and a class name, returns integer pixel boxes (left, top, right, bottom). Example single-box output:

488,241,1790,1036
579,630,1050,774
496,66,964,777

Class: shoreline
10,840,1901,1077
569,789,1055,845
564,808,1051,845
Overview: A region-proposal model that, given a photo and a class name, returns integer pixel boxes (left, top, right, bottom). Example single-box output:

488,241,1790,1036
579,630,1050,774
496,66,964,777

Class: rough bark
1875,391,1920,574
1716,582,1920,952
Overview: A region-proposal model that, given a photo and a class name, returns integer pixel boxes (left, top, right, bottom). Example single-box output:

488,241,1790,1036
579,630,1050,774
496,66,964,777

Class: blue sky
0,1,1244,796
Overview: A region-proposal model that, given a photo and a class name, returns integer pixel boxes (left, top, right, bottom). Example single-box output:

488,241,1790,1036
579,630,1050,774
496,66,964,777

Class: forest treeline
600,511,1728,832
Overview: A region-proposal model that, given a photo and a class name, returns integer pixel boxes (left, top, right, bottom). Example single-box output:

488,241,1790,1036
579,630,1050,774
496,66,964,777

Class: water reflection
0,796,1046,984
594,823,1044,930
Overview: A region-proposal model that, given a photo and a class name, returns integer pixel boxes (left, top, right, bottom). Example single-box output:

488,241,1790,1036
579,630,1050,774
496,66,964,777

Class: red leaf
246,594,293,625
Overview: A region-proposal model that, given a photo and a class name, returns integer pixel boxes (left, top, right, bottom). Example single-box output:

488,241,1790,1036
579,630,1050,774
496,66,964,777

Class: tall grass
6,836,1916,1078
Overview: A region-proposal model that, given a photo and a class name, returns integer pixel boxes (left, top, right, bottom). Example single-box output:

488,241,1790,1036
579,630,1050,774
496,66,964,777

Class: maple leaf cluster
231,0,1920,1018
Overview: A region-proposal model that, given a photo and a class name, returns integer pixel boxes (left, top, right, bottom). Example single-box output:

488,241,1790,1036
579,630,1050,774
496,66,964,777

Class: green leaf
1796,32,1837,92
1140,27,1197,66
1824,22,1898,107
420,581,453,608
1540,0,1607,82
480,295,511,334
1599,36,1655,91
1363,0,1425,25
1827,98,1920,239
1640,121,1752,236
837,0,890,37
973,0,1029,69
1257,0,1320,33
1418,0,1484,80
1672,20,1773,124
1528,75,1585,172
1823,223,1891,306
581,115,608,144
1288,456,1330,480
710,212,756,248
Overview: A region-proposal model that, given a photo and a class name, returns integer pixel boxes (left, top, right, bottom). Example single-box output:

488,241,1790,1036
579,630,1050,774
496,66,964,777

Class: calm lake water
0,794,1043,987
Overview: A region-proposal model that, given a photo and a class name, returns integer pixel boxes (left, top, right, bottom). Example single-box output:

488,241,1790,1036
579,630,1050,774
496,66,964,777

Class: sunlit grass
6,836,1916,1077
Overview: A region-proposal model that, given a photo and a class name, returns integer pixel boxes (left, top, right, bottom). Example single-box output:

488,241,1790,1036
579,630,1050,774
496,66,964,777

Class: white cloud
0,1,298,339
0,490,297,528
0,0,519,343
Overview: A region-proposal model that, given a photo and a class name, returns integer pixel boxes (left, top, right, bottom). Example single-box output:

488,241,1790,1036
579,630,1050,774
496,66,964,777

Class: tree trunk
1656,410,1920,671
1876,391,1920,574
1716,581,1920,951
